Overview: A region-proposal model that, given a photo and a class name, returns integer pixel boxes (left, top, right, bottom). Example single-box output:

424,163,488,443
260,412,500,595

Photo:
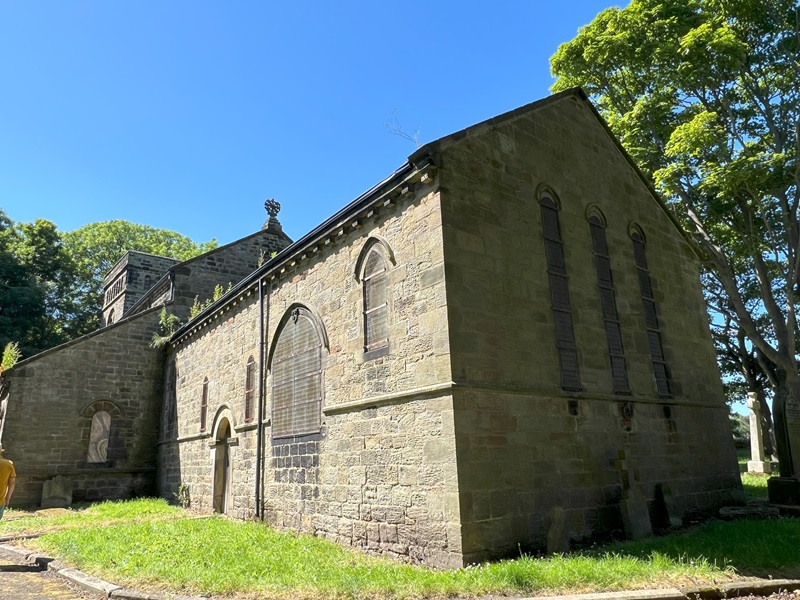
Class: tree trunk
773,371,800,478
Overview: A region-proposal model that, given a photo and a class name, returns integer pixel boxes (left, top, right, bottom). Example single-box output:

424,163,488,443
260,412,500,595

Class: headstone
786,395,800,476
546,506,570,554
615,450,653,539
41,475,72,509
655,483,683,529
747,393,771,474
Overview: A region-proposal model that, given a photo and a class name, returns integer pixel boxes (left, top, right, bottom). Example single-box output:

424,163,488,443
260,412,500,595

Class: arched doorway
212,418,231,514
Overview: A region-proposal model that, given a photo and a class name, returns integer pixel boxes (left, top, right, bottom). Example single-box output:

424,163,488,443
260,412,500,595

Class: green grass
3,497,798,599
741,472,770,499
0,497,184,534
601,517,800,578
24,516,735,598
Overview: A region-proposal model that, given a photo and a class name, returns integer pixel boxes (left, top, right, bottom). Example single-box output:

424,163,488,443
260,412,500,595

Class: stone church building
0,89,740,567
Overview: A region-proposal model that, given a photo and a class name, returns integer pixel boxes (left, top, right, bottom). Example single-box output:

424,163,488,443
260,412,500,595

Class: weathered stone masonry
163,90,738,567
0,89,741,569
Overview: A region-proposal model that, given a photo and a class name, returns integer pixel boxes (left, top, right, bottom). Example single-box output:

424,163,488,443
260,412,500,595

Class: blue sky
0,0,616,246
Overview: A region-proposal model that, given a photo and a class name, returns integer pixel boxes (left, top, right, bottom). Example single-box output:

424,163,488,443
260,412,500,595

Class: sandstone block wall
436,94,739,559
165,183,462,566
1,308,164,506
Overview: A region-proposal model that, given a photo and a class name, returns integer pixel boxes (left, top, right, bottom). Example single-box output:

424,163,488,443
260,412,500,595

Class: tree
551,0,800,476
0,210,46,357
61,220,218,337
0,211,217,356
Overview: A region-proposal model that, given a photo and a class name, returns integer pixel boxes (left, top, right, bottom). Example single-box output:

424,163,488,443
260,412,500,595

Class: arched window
363,249,388,353
200,378,209,432
244,356,256,423
631,229,672,397
589,214,629,394
271,307,323,438
87,411,111,463
540,193,581,391
107,309,115,325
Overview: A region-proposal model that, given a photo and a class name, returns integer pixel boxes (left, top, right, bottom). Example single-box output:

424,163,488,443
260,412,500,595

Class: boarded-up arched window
363,250,388,353
87,411,111,463
631,230,672,397
271,307,323,438
589,215,630,394
540,194,581,391
200,378,209,432
244,356,256,423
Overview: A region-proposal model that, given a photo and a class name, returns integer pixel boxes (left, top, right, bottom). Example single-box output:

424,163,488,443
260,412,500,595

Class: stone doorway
212,418,231,514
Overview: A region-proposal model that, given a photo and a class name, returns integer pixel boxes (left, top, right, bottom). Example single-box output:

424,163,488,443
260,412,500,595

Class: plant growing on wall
150,309,181,349
0,341,21,373
188,282,233,320
174,482,190,508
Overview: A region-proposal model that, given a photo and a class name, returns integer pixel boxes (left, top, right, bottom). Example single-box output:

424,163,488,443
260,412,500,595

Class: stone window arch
200,377,209,432
107,309,115,325
539,189,581,391
268,305,328,439
244,356,256,423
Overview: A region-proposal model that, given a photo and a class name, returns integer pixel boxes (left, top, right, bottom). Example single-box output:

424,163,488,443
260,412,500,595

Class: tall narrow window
631,231,672,397
271,307,323,438
540,195,581,391
200,378,209,432
589,215,630,394
244,356,255,423
363,250,388,353
165,361,178,438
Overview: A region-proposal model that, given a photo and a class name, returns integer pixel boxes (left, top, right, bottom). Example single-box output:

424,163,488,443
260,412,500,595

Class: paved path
0,546,99,600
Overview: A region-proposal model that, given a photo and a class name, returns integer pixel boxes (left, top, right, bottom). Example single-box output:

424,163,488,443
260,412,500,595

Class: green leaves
0,209,217,357
551,0,800,394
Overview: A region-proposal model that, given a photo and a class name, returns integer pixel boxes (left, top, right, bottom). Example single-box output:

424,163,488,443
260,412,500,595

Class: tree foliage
0,209,72,356
0,211,217,359
62,220,217,335
551,0,799,473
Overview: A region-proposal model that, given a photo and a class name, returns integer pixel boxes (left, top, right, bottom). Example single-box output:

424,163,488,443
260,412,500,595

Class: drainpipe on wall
255,277,267,518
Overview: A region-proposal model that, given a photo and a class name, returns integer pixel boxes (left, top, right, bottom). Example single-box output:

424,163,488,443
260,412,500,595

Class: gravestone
747,393,771,474
615,450,653,539
41,475,72,509
769,393,800,506
546,506,570,554
787,395,800,476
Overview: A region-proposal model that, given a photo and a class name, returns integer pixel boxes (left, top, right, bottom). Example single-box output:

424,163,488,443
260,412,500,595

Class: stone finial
265,199,281,218
262,199,283,232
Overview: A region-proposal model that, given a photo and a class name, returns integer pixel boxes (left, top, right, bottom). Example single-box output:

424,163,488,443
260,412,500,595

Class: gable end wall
437,95,740,561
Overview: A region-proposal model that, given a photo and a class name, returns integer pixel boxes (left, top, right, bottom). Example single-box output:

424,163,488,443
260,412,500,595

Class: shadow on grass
598,517,800,579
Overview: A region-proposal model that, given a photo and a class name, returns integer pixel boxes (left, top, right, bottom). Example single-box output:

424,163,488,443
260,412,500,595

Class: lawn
2,497,798,599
